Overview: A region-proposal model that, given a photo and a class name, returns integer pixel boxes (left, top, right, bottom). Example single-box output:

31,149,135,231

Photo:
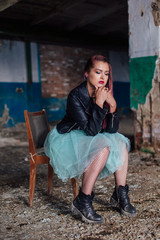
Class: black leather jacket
57,81,119,136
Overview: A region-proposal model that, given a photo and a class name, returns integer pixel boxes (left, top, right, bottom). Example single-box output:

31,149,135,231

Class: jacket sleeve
67,93,107,136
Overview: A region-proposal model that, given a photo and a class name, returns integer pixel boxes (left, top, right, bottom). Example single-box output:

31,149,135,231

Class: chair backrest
24,109,50,153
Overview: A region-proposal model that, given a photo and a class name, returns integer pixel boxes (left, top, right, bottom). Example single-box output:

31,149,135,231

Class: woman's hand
104,88,117,113
95,86,109,108
95,86,117,112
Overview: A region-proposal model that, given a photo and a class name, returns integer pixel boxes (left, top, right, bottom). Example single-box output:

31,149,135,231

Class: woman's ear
84,72,88,80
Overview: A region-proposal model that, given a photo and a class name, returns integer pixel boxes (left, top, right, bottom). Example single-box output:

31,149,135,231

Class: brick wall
40,44,105,98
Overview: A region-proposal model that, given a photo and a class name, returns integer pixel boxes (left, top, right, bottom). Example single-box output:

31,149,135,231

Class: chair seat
30,148,49,165
35,147,46,156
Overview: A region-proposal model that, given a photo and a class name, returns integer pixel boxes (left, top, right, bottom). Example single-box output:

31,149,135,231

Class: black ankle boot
110,185,137,217
110,185,119,208
71,189,103,223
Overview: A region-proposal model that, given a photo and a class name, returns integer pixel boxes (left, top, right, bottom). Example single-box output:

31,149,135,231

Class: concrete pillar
128,0,160,151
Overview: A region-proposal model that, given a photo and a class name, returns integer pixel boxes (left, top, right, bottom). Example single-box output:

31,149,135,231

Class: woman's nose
100,73,105,79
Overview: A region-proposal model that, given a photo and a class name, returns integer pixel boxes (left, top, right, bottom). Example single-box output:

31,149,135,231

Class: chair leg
48,164,53,194
29,162,37,207
71,178,78,199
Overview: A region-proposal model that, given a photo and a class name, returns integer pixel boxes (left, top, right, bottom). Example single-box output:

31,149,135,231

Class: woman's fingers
95,86,116,110
95,86,108,104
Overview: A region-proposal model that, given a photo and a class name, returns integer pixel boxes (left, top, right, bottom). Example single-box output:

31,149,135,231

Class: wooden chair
24,109,78,207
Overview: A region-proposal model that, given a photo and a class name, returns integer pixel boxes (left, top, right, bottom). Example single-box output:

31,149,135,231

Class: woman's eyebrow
95,68,109,72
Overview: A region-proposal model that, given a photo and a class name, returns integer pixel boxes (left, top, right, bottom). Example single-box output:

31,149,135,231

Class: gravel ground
0,123,160,240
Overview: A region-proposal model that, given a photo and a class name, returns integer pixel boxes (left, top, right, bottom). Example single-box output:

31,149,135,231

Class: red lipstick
99,81,104,84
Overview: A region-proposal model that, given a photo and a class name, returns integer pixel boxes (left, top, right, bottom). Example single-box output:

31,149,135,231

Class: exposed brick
39,44,106,98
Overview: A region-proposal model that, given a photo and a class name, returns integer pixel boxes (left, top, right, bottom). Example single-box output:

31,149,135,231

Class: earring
84,74,88,81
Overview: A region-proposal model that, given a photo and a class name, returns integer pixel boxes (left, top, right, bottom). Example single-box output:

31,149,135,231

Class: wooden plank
31,0,86,25
0,0,21,12
67,2,126,30
0,27,127,50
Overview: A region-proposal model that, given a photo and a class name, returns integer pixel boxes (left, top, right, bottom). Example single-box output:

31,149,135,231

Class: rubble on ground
0,124,160,240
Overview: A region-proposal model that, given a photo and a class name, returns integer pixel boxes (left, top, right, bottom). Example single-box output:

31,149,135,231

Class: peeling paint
151,0,160,26
130,56,157,109
129,0,159,58
135,58,160,149
0,82,42,126
129,0,160,150
0,104,14,127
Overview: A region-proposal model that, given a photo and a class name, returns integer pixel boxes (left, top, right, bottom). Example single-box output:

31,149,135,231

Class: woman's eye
96,71,100,74
105,73,109,76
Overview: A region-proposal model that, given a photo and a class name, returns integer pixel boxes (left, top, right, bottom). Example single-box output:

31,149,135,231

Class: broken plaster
151,0,160,26
136,57,160,149
0,104,14,127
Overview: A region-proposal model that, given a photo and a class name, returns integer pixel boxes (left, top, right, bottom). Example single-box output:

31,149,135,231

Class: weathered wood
67,2,126,30
0,22,128,49
31,0,86,25
0,0,21,12
0,0,128,49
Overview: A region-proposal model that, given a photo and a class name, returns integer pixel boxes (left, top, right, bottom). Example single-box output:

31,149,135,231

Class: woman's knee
98,147,110,163
103,147,110,157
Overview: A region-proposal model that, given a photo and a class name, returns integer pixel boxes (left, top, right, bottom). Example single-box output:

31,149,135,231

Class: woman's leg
111,148,137,216
81,147,110,195
114,147,128,187
71,147,109,223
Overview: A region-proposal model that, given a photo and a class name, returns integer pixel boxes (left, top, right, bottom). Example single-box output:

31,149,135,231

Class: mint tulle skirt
44,127,130,182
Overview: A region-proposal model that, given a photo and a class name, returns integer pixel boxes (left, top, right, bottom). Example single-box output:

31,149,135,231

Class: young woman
44,55,136,224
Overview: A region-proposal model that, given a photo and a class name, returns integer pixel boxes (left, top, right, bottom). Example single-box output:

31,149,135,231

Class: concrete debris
0,124,160,240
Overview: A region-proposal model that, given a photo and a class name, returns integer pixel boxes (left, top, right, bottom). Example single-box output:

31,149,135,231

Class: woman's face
86,60,110,89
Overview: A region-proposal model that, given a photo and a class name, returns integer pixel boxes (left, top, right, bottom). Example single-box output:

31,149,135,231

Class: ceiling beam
0,0,21,12
66,2,126,30
31,0,86,25
0,20,128,50
91,16,128,35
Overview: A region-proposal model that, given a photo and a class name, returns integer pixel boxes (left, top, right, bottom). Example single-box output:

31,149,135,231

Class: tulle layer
44,128,130,182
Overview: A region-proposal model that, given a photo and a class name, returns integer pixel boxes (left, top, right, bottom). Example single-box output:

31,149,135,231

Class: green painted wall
130,56,157,109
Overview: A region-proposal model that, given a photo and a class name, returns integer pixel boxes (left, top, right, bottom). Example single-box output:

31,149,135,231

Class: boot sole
110,197,137,217
121,208,137,217
70,203,103,224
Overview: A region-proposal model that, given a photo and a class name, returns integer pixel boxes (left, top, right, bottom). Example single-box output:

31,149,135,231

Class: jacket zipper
67,122,77,133
112,114,115,128
85,111,91,116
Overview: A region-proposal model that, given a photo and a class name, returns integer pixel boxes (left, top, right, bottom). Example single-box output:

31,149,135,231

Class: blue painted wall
0,81,66,126
113,81,130,110
0,81,130,126
0,82,42,126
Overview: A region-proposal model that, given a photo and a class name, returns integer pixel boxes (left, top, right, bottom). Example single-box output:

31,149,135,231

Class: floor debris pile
0,123,160,240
